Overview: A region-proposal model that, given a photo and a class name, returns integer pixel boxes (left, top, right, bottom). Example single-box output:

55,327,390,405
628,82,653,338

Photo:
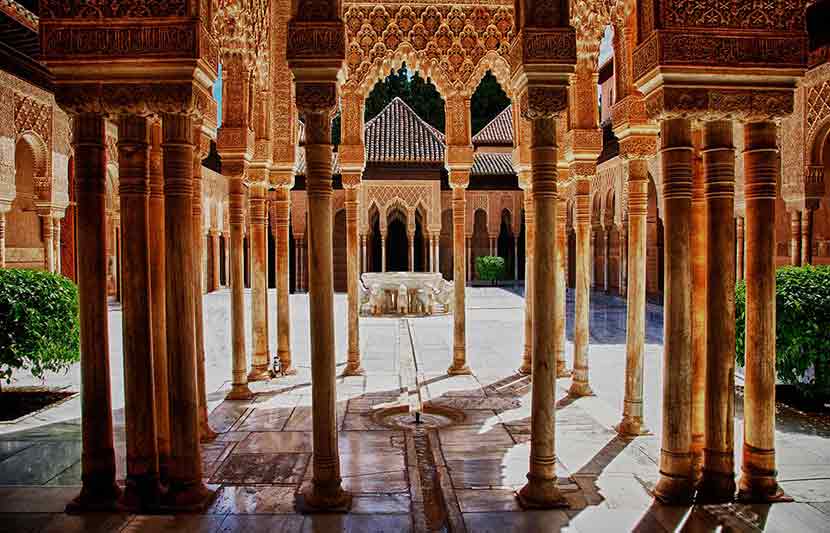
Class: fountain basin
359,272,453,317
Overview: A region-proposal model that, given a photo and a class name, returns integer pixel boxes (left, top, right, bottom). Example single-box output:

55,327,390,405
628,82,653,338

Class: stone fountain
358,272,453,317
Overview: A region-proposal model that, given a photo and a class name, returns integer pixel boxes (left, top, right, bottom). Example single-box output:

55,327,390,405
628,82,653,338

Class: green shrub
736,265,830,397
476,255,506,283
0,269,80,386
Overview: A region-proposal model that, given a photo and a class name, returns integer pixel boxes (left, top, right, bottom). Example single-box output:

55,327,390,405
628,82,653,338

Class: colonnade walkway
0,289,828,531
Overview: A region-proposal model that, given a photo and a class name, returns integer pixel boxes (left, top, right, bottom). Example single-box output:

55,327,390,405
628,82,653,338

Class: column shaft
654,118,694,504
408,231,415,271
381,234,386,272
571,181,593,396
53,221,61,273
802,207,814,265
617,160,649,436
210,232,221,292
736,217,745,281
519,186,534,375
274,188,295,375
449,182,470,374
148,120,170,480
517,116,565,509
790,211,802,266
66,113,121,511
161,113,211,507
117,115,161,507
700,120,737,501
554,197,568,377
42,215,54,272
0,212,5,267
690,129,707,482
344,186,363,375
227,177,253,400
738,121,784,502
248,184,270,380
302,112,349,509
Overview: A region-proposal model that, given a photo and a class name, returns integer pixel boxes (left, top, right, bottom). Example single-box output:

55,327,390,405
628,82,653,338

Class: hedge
736,265,830,397
0,269,80,385
475,255,506,282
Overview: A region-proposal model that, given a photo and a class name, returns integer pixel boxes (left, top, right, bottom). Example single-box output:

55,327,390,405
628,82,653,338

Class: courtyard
0,288,828,532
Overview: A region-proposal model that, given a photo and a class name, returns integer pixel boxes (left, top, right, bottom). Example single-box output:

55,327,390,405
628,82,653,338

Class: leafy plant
476,256,506,283
736,265,830,397
0,269,80,387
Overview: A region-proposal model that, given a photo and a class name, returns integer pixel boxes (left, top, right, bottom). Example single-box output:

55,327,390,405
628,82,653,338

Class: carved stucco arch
16,131,50,203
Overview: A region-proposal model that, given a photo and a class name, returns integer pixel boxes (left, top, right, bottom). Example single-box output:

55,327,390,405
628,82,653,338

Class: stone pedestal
738,122,785,503
117,115,161,509
654,118,694,505
160,113,212,510
66,113,121,512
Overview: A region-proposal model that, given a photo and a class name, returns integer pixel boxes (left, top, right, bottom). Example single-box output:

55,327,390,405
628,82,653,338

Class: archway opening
497,209,514,280
386,212,408,272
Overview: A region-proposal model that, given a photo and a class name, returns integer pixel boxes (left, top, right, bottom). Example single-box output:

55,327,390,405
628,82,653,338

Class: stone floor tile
809,501,830,516
0,487,78,512
233,432,311,454
0,441,82,484
210,453,309,484
301,514,412,533
455,488,522,513
123,515,225,533
209,402,252,434
45,460,81,485
341,470,408,494
350,494,411,514
218,515,304,533
208,485,297,514
283,405,345,432
780,479,830,502
446,459,528,489
39,513,133,533
0,513,54,533
752,502,830,532
0,441,34,462
462,510,576,533
568,505,670,533
341,413,388,431
235,406,294,432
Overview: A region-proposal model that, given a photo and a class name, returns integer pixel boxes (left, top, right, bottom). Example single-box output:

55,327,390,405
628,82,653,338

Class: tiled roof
472,105,513,146
471,152,515,176
365,97,445,163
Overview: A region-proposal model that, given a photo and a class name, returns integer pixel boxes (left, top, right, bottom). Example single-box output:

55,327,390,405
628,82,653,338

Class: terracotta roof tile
472,105,513,146
365,97,445,163
471,152,515,176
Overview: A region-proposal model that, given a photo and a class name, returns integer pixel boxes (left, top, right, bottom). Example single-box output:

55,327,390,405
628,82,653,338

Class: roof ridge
365,97,446,146
472,104,513,145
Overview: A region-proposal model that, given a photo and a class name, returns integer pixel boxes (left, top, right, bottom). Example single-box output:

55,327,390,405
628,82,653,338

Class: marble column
519,182,533,375
161,113,211,508
273,187,295,375
343,182,363,375
66,113,121,512
0,211,5,267
690,128,707,482
209,230,220,292
736,217,745,281
117,115,161,507
601,228,609,292
513,235,519,281
408,229,415,271
434,235,440,274
790,211,802,266
248,183,270,381
555,197,569,377
227,176,253,400
301,110,350,510
517,116,566,509
191,131,216,442
466,236,472,282
41,215,54,272
700,120,737,502
654,117,694,504
617,159,649,437
570,180,593,396
738,121,784,502
449,174,471,375
295,238,303,290
148,120,170,480
381,231,387,272
618,223,627,297
802,206,814,265
53,220,61,274
360,235,367,273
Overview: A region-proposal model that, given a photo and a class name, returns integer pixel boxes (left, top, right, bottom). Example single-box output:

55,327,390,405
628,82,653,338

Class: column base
248,364,271,382
342,363,365,377
555,365,572,378
568,381,594,397
199,418,218,443
516,476,568,509
614,416,651,438
160,481,216,512
65,479,122,513
737,473,791,503
697,470,736,503
296,481,352,513
517,362,532,375
653,472,695,505
447,364,472,376
225,384,254,401
119,474,163,511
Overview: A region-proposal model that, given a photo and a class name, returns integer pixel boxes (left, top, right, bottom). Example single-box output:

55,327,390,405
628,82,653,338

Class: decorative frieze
644,87,795,122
